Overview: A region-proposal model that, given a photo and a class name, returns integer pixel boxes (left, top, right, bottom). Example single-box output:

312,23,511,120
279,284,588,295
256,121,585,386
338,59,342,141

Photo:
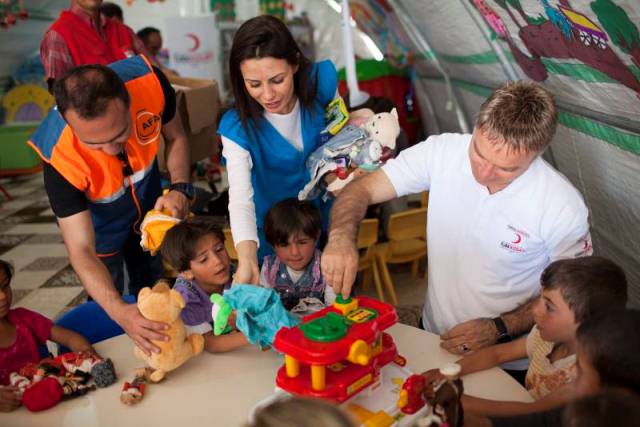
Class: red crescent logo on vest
135,110,161,145
186,33,200,52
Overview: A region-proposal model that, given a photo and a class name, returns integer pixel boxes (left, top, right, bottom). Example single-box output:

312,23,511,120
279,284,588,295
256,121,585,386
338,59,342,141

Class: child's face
574,343,601,397
183,234,230,291
0,270,12,318
273,232,317,272
532,288,578,343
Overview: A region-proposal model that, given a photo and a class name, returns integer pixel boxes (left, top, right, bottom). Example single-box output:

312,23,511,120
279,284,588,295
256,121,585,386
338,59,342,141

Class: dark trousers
100,228,163,298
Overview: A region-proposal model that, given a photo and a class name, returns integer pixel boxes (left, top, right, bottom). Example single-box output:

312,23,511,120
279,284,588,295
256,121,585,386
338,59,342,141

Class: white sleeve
222,136,259,247
546,205,592,261
323,284,336,305
381,137,435,197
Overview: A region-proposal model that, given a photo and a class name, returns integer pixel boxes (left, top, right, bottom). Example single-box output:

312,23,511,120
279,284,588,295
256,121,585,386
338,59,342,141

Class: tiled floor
0,173,428,326
0,174,85,320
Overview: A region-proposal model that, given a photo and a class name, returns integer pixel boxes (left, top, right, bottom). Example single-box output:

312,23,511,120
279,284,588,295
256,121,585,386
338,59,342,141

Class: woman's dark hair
160,216,225,272
0,259,14,282
577,310,640,394
229,15,317,132
264,198,322,247
540,256,627,324
54,65,130,119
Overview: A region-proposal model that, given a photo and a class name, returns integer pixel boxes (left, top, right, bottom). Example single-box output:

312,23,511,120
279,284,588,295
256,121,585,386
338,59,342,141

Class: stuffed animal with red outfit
9,351,116,412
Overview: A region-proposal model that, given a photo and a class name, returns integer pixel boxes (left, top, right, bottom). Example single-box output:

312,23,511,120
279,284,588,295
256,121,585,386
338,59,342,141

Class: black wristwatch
492,317,512,343
169,182,195,201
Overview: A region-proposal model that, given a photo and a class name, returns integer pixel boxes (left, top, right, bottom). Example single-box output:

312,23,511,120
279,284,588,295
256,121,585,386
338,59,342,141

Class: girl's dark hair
577,310,640,394
0,259,14,282
229,15,317,132
160,216,225,273
540,256,627,324
264,198,322,247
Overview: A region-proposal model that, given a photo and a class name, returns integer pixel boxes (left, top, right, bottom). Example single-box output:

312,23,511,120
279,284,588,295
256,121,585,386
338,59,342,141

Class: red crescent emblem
186,33,200,52
512,233,522,244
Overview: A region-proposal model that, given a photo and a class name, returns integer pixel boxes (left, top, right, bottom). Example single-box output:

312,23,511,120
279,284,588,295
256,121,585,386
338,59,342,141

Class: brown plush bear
134,281,204,382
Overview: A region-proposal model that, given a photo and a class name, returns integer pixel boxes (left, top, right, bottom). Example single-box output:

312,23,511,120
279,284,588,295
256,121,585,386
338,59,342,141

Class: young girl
260,198,335,312
423,256,627,417
0,259,96,412
160,216,248,353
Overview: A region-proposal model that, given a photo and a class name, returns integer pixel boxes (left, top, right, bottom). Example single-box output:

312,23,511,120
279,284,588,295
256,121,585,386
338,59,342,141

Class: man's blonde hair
476,80,558,153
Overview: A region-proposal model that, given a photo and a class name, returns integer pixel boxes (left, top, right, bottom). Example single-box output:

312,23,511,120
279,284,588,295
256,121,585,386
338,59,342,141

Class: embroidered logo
574,233,593,257
500,225,529,253
135,110,161,145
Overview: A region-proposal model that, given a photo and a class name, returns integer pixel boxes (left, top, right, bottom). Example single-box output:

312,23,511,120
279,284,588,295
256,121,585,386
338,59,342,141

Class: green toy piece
335,295,353,304
300,312,349,342
210,293,233,335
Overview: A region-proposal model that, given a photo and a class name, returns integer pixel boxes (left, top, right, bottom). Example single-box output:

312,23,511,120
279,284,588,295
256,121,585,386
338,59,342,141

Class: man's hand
440,318,497,355
0,386,21,412
321,235,359,299
154,190,189,219
113,304,169,356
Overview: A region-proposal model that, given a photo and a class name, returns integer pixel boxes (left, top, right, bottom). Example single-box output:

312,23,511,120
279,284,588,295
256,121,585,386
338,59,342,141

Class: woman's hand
234,240,260,285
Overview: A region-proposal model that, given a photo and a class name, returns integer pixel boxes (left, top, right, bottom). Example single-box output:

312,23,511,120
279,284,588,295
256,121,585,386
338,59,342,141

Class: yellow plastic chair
375,207,428,306
356,218,384,302
223,228,238,261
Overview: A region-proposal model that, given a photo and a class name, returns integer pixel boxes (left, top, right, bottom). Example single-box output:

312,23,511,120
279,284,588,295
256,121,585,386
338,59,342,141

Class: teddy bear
134,281,204,382
299,108,400,200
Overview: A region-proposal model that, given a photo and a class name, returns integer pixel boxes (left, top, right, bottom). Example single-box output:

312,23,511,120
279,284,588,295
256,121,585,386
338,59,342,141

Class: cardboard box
157,76,221,172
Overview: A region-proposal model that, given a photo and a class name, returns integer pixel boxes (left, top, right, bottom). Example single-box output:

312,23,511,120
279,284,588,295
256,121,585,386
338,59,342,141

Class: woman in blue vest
218,15,337,285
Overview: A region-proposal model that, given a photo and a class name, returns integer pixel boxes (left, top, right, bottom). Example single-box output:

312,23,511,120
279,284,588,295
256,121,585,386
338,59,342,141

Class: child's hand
228,311,238,331
0,386,21,412
421,368,445,387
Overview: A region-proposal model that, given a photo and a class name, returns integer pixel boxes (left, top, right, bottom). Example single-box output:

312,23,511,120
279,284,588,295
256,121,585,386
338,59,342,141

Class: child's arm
461,383,575,417
203,331,249,353
423,338,527,383
0,386,21,412
50,325,97,354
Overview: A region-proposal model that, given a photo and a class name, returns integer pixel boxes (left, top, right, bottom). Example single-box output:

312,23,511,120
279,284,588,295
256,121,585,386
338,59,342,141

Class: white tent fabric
0,0,638,304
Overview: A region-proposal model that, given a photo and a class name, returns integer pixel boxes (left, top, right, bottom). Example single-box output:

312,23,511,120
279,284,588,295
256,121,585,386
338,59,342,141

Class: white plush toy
299,108,400,200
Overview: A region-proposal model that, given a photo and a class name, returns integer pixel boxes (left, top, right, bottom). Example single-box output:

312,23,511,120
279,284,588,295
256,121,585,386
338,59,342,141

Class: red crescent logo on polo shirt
512,233,522,244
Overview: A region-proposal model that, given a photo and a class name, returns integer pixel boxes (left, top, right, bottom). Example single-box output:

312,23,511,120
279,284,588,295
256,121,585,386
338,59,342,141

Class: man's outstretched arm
321,169,397,298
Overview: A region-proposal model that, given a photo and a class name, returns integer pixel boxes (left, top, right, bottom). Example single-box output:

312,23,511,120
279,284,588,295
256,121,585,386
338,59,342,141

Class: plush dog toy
134,281,205,382
299,108,400,200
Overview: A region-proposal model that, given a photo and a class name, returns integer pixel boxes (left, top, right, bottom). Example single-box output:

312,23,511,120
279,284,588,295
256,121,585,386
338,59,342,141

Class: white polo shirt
382,133,591,340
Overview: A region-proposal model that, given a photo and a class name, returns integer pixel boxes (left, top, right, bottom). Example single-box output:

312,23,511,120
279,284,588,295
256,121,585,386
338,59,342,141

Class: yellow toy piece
347,339,371,366
2,84,54,123
139,209,182,255
333,295,358,315
324,96,349,135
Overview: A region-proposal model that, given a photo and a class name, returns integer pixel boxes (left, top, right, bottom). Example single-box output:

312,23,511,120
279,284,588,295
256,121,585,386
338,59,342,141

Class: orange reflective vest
28,55,165,255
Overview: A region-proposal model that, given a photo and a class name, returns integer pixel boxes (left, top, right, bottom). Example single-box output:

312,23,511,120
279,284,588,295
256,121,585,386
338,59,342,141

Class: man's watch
168,182,195,201
492,316,512,343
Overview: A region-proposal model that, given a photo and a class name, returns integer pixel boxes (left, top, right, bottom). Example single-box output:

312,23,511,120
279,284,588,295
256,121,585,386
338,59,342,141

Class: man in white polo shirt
321,81,592,380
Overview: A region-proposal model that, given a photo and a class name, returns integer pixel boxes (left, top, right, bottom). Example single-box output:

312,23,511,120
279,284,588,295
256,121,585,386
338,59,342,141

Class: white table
3,324,532,427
